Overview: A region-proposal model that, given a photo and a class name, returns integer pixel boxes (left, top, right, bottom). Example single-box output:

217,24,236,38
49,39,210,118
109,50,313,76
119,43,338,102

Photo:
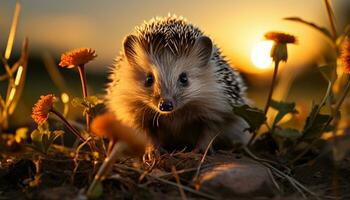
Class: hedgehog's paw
142,144,161,166
194,144,214,154
194,133,215,154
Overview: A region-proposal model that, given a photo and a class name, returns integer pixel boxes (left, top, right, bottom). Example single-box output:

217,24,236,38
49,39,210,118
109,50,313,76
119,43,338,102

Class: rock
199,158,279,198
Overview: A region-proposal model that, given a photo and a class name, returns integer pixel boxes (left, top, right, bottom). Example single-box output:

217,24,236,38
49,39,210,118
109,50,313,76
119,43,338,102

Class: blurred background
0,0,349,127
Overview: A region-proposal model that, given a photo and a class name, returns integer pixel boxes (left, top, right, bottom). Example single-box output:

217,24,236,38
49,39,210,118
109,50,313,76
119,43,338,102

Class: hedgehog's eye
145,73,154,87
179,72,188,87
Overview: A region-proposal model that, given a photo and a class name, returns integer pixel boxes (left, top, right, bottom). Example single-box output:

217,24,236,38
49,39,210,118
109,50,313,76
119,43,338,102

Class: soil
1,144,350,200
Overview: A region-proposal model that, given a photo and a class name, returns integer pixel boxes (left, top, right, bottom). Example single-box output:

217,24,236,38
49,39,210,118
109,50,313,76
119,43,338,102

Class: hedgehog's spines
119,15,246,106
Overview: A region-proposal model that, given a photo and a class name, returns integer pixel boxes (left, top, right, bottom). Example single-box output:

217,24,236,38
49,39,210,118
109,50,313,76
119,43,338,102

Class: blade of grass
171,166,188,200
8,38,29,114
87,142,126,198
4,1,21,60
192,133,219,184
243,147,319,199
323,0,337,40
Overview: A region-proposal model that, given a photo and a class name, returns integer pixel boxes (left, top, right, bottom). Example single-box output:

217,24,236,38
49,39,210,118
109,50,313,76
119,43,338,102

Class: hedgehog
106,15,249,154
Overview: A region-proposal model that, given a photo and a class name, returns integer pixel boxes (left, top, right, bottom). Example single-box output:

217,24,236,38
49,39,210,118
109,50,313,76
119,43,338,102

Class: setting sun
251,41,273,69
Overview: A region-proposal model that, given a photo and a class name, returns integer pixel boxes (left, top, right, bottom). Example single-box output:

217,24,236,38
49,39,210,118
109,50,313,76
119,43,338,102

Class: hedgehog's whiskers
156,112,161,127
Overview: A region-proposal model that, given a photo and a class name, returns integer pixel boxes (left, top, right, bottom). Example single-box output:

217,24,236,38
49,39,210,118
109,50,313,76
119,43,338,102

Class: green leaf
38,122,49,133
31,129,42,143
72,96,103,108
72,96,104,116
30,129,43,153
270,100,298,126
44,130,63,153
49,130,64,144
302,104,333,140
233,105,266,132
284,17,333,41
303,104,331,130
273,128,301,140
71,97,86,108
30,124,63,154
86,96,103,105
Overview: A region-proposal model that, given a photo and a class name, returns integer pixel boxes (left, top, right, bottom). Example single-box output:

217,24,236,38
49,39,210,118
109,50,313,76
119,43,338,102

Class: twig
159,164,217,178
87,142,126,198
246,151,291,173
192,133,219,183
243,147,319,199
171,166,188,200
266,167,281,192
114,164,216,200
72,137,92,183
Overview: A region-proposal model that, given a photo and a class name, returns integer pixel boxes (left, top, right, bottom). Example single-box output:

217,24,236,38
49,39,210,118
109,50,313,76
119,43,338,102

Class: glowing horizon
1,0,347,74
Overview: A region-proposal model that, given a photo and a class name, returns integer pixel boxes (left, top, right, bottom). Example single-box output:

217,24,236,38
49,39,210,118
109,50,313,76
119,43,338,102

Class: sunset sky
0,0,349,74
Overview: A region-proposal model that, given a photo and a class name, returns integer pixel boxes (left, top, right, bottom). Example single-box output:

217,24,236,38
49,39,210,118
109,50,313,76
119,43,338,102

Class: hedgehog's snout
158,99,174,112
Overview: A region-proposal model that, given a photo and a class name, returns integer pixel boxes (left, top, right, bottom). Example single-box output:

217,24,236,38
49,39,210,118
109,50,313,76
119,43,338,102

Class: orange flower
32,94,56,125
341,37,350,74
264,32,297,44
59,48,97,68
264,31,297,63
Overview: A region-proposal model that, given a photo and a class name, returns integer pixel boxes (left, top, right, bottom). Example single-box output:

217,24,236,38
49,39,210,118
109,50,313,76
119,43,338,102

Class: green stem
77,65,88,97
51,108,98,152
305,81,332,132
77,65,90,131
50,108,86,142
264,61,280,115
334,79,350,112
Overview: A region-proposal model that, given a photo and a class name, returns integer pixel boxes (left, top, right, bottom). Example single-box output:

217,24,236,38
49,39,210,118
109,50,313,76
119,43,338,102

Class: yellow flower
264,32,297,63
341,37,350,74
32,94,56,125
59,48,97,68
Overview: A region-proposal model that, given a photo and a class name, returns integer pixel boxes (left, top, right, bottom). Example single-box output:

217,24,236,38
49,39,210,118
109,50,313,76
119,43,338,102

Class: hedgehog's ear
191,36,213,66
123,35,138,65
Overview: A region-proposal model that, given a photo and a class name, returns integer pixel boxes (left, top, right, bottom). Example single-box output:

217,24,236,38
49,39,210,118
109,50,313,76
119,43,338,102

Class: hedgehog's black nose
159,99,173,112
